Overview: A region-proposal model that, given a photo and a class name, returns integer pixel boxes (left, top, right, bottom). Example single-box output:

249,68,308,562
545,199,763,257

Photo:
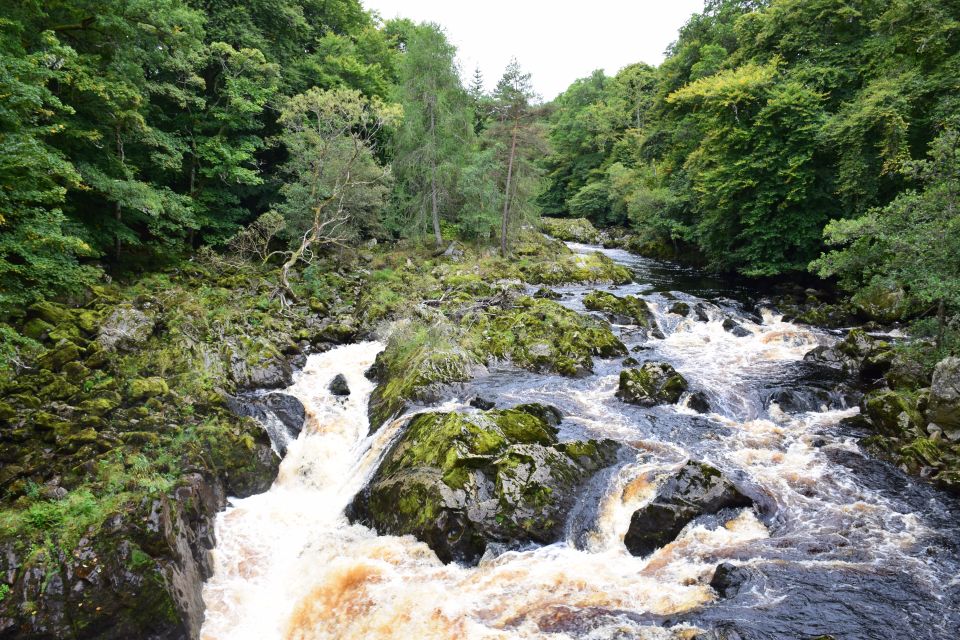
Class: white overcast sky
362,1,706,100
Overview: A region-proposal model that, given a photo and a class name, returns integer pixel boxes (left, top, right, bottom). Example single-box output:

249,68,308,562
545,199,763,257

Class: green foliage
813,128,960,329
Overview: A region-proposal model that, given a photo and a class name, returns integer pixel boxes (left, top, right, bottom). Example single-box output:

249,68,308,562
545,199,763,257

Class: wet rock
97,305,155,352
693,304,710,322
686,391,711,414
928,357,960,431
470,396,496,410
224,392,306,444
532,287,562,300
721,317,752,338
710,562,755,598
669,301,690,316
329,373,351,396
624,461,753,557
348,404,622,566
616,363,688,407
622,356,640,367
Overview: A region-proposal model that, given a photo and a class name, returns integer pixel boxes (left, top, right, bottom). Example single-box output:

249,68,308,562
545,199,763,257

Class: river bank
2,230,958,638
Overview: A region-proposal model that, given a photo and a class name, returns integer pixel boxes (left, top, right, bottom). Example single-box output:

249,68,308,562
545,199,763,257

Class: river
199,242,960,639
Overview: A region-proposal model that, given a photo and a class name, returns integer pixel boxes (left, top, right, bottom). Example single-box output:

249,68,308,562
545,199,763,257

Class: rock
22,317,54,341
533,287,562,300
928,357,960,431
853,284,912,323
686,391,711,413
129,377,170,400
861,390,924,437
616,363,688,407
710,562,755,598
27,300,74,326
669,302,690,316
539,217,601,243
583,291,655,328
97,306,155,352
693,304,710,322
226,339,292,391
224,392,306,453
348,405,621,565
470,396,496,410
624,461,753,556
329,373,351,396
622,356,640,367
885,355,930,390
37,340,82,372
721,318,752,338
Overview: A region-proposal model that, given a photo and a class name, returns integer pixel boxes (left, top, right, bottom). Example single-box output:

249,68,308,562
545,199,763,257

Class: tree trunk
500,123,519,258
114,126,124,261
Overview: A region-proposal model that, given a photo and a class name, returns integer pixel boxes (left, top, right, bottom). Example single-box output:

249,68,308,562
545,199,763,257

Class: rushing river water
200,243,960,640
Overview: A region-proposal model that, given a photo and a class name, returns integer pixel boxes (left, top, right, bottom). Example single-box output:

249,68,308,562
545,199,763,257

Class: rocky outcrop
616,363,688,407
928,357,960,432
348,404,622,565
97,306,156,352
583,291,656,329
623,461,753,557
721,317,752,338
539,217,601,244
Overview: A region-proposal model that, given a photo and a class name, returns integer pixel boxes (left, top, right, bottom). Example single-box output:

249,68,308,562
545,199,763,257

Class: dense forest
2,1,960,638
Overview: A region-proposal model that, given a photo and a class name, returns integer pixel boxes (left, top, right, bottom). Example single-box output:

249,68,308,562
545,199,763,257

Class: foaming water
202,244,960,639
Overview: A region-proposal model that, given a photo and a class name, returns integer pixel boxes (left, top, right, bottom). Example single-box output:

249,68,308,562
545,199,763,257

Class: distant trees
541,0,960,279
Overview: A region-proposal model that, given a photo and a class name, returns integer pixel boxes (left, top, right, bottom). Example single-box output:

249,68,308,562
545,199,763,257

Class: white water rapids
200,245,960,640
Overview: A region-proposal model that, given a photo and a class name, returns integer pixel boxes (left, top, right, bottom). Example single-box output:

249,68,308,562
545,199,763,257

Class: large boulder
97,306,156,352
928,357,960,432
348,404,622,565
225,338,292,391
583,290,656,329
624,461,753,557
861,390,924,438
539,217,600,243
224,392,306,456
616,363,688,406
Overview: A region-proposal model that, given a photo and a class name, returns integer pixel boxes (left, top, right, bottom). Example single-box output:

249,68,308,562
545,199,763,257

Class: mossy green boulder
616,362,688,406
348,404,622,565
129,377,170,399
539,217,601,243
519,251,632,286
583,290,656,328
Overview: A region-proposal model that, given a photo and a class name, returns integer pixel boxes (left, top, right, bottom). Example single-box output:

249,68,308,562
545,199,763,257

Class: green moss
464,296,626,377
129,377,169,399
583,291,655,328
520,251,632,285
862,390,923,437
539,217,601,243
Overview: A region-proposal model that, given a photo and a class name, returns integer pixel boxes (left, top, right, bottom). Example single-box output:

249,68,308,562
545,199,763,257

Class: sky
361,0,706,100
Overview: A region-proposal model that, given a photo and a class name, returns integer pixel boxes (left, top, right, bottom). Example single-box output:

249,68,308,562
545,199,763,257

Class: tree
391,23,472,247
271,87,398,298
489,59,543,256
0,25,96,316
813,128,960,346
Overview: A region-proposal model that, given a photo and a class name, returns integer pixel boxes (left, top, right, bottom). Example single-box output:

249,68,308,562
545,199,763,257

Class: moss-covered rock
519,251,632,286
928,357,960,431
36,340,83,372
129,377,170,399
539,217,601,243
348,405,622,565
583,290,656,328
616,363,688,406
467,296,627,377
861,390,924,438
28,300,75,326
